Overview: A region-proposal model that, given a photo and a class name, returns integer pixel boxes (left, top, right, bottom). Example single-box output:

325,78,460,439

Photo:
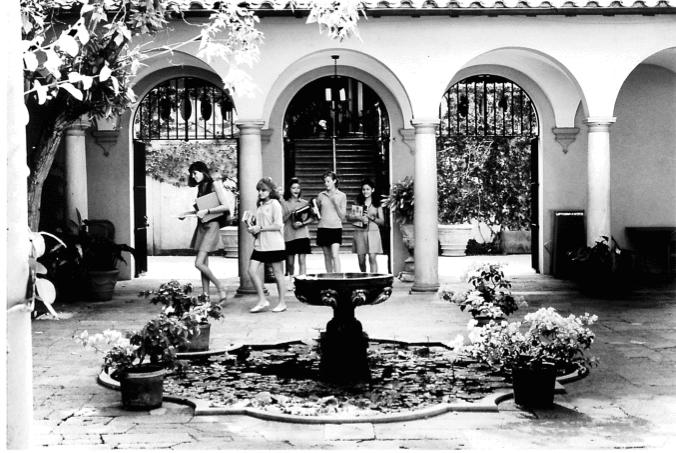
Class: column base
410,282,439,293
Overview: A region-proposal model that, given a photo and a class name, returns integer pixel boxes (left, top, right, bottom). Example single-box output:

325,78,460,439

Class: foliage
436,136,531,231
463,308,598,374
76,315,191,375
439,263,527,320
382,176,414,224
144,140,237,187
140,280,224,323
28,230,66,318
465,238,501,256
83,233,136,271
567,236,629,290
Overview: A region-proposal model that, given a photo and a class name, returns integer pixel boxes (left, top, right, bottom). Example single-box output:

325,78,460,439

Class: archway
437,74,539,270
132,75,237,275
283,75,391,268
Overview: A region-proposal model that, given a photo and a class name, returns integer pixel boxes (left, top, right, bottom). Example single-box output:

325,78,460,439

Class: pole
331,55,339,173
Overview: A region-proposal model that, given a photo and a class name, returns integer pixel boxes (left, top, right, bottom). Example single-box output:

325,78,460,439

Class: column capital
65,117,92,135
585,117,616,131
235,120,266,135
410,118,440,131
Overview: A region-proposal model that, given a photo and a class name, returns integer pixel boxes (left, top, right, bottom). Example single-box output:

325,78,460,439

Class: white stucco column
585,117,615,246
5,0,32,448
236,120,265,294
411,119,440,293
64,117,91,222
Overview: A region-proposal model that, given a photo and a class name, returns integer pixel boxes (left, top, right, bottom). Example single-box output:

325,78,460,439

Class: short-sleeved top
253,199,285,251
317,190,347,229
281,198,311,242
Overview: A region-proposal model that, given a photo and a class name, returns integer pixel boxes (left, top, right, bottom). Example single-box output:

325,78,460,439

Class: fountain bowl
293,273,394,308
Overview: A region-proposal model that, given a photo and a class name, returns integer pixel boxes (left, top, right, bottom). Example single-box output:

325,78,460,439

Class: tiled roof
52,0,676,12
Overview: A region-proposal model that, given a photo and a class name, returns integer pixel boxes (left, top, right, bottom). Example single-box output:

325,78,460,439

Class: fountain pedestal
293,273,394,384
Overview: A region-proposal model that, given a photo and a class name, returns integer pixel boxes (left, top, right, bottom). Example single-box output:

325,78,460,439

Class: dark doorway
133,140,148,276
283,76,391,269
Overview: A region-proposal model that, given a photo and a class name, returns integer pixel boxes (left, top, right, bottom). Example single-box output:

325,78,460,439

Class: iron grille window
134,77,236,140
438,75,538,138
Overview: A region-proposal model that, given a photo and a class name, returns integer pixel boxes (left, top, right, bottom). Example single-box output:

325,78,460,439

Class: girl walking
281,177,313,278
246,177,287,313
183,161,230,302
347,179,384,273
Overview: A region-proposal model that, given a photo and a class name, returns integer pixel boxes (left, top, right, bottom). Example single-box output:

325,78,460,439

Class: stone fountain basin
293,273,394,308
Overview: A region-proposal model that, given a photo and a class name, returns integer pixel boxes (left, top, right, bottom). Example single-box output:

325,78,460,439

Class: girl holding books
183,161,230,302
316,170,347,273
347,179,384,273
246,177,287,313
281,177,313,277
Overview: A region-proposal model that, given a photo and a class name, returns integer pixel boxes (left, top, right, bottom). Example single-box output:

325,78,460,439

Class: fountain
293,273,394,383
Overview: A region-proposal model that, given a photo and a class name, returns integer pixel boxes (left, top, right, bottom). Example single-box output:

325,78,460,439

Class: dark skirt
190,220,223,252
251,249,286,264
285,238,312,256
316,228,342,247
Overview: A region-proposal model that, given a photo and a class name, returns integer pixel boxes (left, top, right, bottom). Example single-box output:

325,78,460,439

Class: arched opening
437,74,539,270
132,76,238,275
283,75,391,267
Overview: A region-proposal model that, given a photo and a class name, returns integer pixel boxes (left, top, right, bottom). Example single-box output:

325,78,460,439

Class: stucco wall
146,178,197,253
611,64,676,247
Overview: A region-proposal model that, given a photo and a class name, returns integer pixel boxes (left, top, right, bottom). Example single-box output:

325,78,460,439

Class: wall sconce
92,114,121,156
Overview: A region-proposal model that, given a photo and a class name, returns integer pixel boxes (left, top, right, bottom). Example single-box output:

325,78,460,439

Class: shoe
218,292,228,304
249,301,270,313
272,304,287,313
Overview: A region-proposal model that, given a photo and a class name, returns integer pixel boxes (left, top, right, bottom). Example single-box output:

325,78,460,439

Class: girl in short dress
246,177,287,313
281,177,313,277
184,161,230,302
347,179,384,273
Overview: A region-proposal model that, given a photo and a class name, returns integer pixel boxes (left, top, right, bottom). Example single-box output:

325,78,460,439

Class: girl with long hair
347,179,384,273
281,177,313,277
182,161,231,302
246,177,287,313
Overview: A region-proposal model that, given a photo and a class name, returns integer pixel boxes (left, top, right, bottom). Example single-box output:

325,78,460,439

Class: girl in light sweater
246,177,287,313
316,170,347,273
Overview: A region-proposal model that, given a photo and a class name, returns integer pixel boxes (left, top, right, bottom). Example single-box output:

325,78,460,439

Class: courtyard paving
30,255,676,450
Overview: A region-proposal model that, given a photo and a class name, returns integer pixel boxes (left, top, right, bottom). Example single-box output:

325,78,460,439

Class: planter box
219,226,238,258
500,230,531,254
438,224,473,256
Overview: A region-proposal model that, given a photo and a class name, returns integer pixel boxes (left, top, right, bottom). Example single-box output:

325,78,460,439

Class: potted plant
76,315,191,410
567,236,633,295
462,307,598,407
83,232,136,301
141,280,224,352
439,263,527,325
382,176,415,281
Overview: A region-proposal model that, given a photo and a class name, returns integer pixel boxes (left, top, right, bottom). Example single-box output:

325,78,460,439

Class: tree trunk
27,112,72,230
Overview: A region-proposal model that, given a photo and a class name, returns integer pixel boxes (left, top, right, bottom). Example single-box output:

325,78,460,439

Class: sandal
249,301,270,313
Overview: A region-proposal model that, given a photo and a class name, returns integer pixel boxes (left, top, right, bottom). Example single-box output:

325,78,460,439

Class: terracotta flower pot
181,322,211,352
119,365,165,411
87,269,120,301
512,363,556,408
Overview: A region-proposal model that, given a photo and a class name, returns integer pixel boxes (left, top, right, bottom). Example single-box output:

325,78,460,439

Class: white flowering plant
463,307,599,375
439,263,527,320
140,280,224,323
75,314,191,376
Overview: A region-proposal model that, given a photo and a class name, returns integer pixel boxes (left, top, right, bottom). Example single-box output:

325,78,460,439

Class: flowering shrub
382,176,414,224
439,263,526,320
141,280,224,323
463,307,599,374
75,315,191,376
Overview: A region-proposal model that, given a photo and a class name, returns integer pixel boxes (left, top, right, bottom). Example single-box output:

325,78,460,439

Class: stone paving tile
324,423,375,441
101,431,193,446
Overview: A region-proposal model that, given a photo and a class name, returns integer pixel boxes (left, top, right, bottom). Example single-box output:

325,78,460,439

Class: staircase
288,137,384,252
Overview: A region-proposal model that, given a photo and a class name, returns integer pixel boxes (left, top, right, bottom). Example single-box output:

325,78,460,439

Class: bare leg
195,251,227,300
330,243,342,273
322,246,334,272
248,259,269,312
357,254,367,272
271,261,286,312
298,254,307,275
368,253,378,273
286,254,295,276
